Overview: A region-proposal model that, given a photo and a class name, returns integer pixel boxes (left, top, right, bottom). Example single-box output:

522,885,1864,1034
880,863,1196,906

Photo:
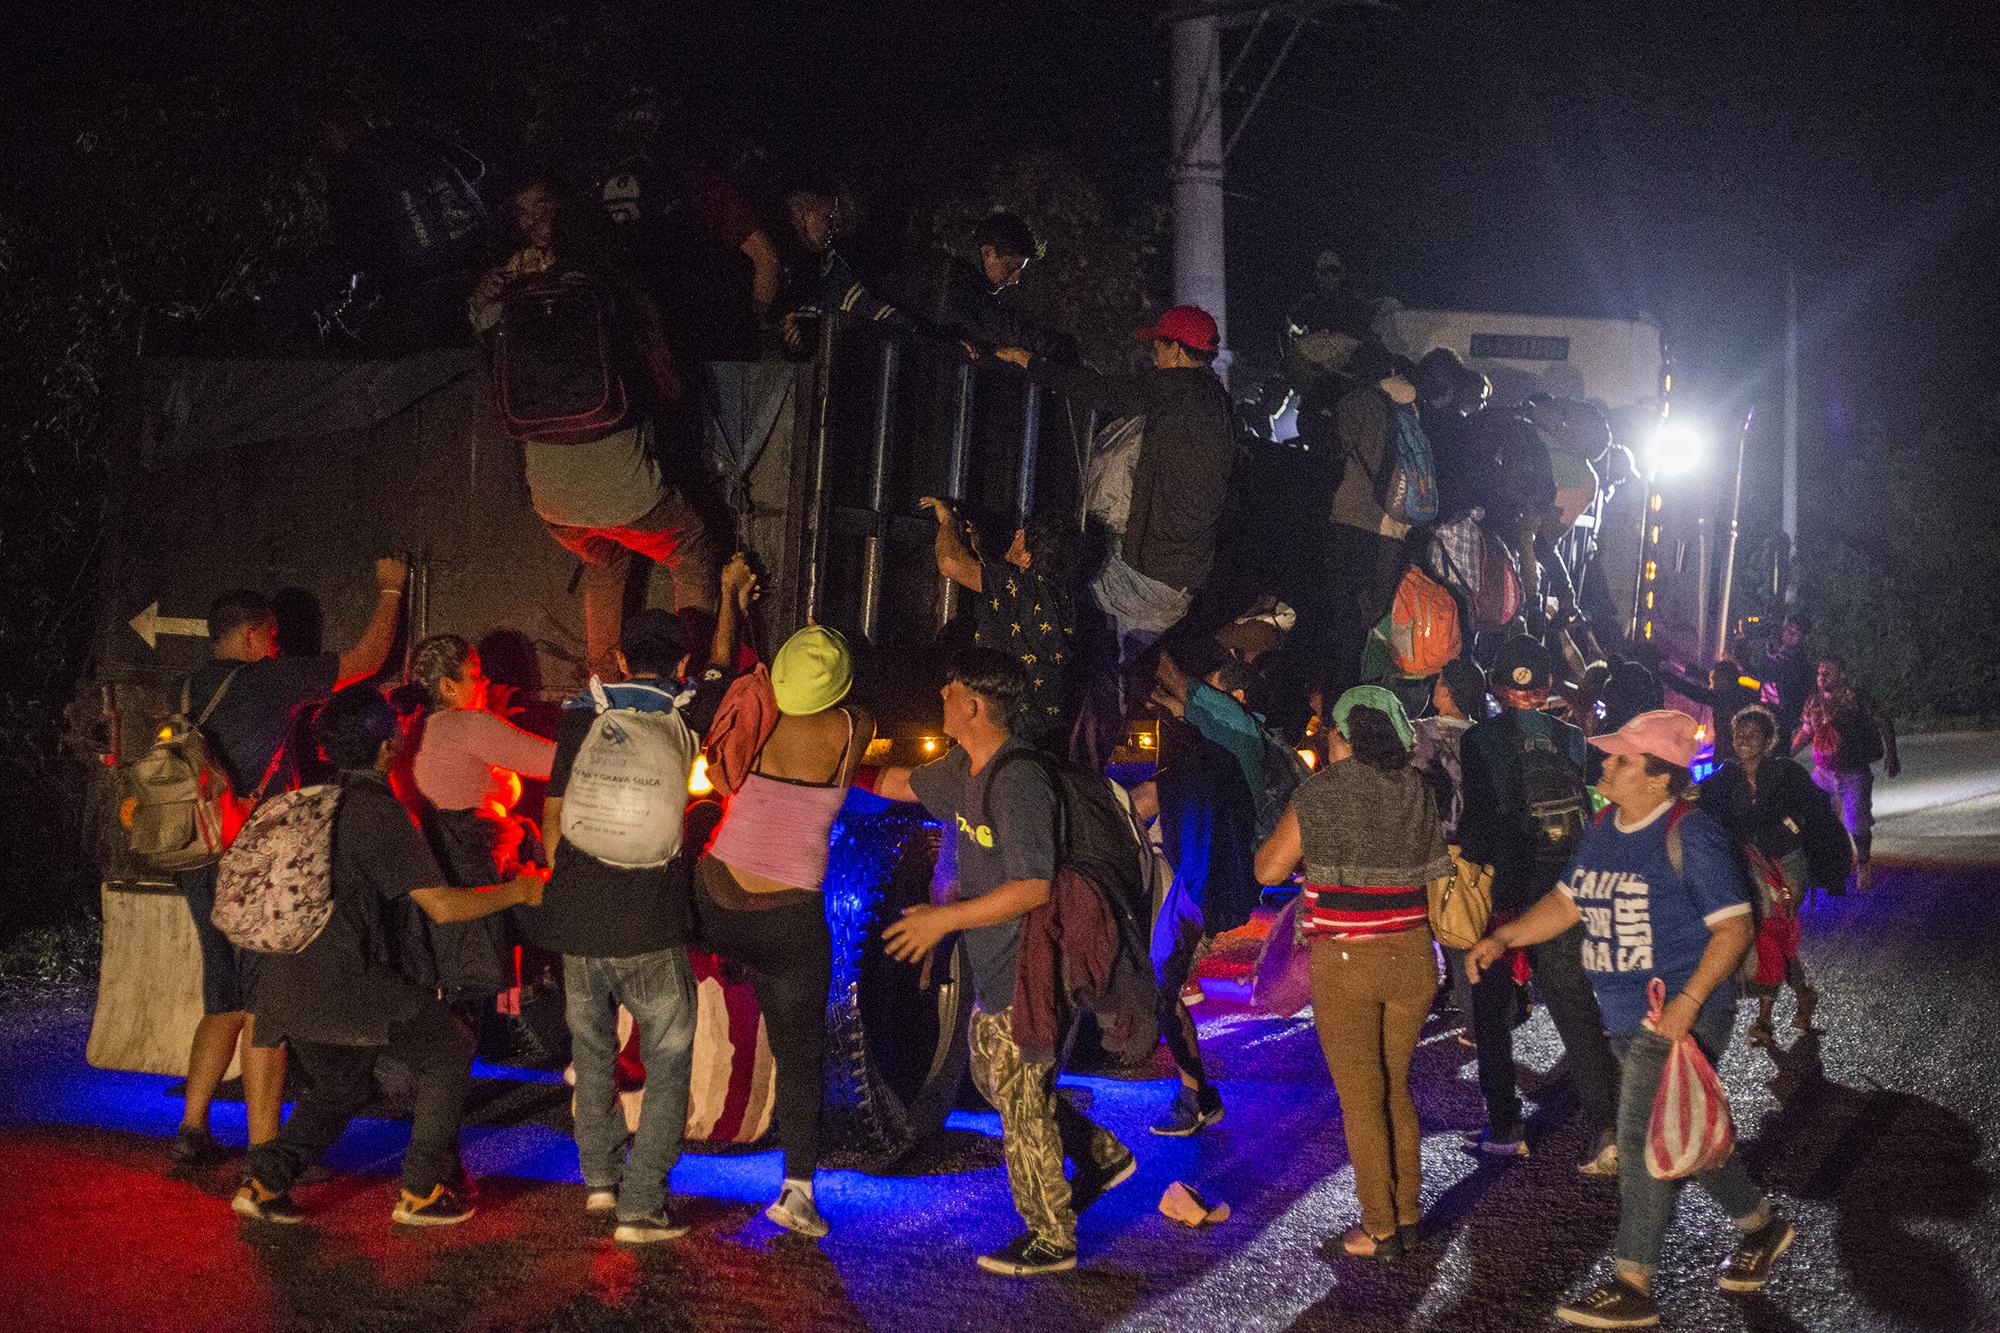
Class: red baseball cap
1135,305,1220,354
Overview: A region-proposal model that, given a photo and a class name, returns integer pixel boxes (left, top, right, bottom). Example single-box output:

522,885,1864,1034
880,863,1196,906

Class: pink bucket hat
1587,709,1708,769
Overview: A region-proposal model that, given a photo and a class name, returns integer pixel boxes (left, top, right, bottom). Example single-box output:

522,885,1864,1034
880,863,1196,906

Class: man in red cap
995,307,1234,769
1467,709,1792,1329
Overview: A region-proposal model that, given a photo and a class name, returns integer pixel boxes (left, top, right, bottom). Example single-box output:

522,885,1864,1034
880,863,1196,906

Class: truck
81,317,1101,1163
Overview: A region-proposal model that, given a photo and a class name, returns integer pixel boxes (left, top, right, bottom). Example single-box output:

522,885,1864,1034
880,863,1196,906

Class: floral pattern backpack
211,785,343,953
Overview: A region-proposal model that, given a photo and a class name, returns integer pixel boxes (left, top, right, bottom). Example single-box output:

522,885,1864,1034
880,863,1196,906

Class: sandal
1747,1019,1777,1047
1339,1225,1403,1260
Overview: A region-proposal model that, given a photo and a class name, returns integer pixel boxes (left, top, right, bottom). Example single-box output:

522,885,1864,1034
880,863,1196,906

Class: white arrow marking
129,601,210,650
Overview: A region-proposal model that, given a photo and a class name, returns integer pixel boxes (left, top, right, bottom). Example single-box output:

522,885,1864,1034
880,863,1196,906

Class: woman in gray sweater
1256,686,1451,1260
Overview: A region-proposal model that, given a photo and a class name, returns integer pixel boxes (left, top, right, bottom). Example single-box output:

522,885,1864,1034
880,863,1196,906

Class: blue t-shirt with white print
1558,801,1751,1034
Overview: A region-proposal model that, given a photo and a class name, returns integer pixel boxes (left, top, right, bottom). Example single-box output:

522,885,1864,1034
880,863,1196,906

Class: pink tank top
708,711,853,890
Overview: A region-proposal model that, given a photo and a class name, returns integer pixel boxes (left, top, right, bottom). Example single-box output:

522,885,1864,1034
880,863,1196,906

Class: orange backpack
1378,566,1463,676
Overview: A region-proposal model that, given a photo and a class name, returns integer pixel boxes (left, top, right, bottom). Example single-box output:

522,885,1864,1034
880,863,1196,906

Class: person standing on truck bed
877,649,1137,1278
695,623,875,1239
469,171,720,683
168,556,408,1171
995,304,1235,771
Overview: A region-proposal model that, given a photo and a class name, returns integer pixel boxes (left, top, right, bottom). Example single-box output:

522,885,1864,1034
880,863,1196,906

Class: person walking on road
1792,656,1898,892
1468,709,1795,1329
1255,686,1451,1260
1456,637,1621,1171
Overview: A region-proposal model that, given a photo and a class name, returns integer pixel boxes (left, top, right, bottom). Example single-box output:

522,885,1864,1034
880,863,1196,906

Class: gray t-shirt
908,738,1058,1011
523,423,664,529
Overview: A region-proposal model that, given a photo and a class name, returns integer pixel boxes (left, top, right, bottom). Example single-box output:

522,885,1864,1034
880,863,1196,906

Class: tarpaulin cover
135,348,482,462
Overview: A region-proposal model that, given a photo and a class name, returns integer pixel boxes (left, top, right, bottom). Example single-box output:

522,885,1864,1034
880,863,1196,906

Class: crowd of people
141,124,1908,1329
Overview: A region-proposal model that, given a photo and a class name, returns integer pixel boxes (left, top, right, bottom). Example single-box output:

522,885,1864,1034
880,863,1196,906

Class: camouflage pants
968,1005,1128,1247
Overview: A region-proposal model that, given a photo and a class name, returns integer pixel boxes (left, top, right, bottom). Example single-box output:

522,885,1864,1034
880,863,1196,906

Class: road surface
1,735,1995,1331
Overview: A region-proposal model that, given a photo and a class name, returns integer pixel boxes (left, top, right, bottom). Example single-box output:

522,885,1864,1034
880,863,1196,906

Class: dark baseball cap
1489,636,1553,693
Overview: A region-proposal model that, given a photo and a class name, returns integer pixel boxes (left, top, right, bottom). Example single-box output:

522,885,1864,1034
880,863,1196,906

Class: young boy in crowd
526,556,755,1244
877,649,1136,1276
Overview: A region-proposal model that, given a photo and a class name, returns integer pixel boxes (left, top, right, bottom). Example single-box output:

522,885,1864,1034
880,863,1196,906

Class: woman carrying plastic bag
1467,710,1795,1329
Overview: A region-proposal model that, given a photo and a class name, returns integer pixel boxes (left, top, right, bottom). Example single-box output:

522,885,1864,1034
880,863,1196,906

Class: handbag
1427,847,1494,951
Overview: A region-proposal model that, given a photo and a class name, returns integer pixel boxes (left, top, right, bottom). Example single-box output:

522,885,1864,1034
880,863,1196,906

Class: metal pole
1782,269,1799,553
1714,408,1755,662
1016,380,1042,529
939,361,976,631
800,315,837,625
858,338,899,642
1170,12,1229,381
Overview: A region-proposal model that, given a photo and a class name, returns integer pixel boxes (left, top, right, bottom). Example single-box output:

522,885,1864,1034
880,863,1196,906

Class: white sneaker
585,1189,618,1215
766,1185,830,1238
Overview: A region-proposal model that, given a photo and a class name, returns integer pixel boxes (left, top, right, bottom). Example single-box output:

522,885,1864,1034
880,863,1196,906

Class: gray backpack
126,669,245,874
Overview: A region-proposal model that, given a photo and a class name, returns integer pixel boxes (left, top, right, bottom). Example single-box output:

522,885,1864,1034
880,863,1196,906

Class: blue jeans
565,949,697,1220
1610,1008,1765,1276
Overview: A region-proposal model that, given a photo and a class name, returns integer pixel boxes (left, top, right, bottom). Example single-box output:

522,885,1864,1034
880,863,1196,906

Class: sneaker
170,1125,225,1168
614,1209,691,1244
1463,1127,1530,1158
1717,1212,1796,1292
766,1185,830,1238
584,1189,619,1215
1149,1086,1224,1137
1070,1149,1137,1213
232,1177,304,1225
975,1231,1077,1276
1555,1277,1660,1328
1577,1135,1619,1177
392,1183,476,1227
1747,1018,1777,1047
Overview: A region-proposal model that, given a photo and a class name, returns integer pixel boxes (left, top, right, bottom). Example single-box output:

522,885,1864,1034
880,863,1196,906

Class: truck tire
822,811,971,1166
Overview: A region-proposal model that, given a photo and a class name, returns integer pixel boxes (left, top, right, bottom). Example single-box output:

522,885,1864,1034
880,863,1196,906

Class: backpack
1253,727,1311,848
984,751,1150,925
126,668,246,874
493,270,634,445
211,784,343,953
558,678,695,869
1371,566,1463,677
1364,404,1440,526
1504,711,1591,879
1661,801,1773,989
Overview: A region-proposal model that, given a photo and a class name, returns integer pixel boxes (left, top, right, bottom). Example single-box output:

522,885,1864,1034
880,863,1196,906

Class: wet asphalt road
4,743,1997,1331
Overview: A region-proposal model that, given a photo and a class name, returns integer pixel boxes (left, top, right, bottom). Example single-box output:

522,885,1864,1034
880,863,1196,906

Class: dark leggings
1156,926,1209,1089
691,857,833,1180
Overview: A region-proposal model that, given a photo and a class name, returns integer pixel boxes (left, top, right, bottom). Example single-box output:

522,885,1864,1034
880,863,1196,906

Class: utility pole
1782,266,1800,555
1170,14,1229,378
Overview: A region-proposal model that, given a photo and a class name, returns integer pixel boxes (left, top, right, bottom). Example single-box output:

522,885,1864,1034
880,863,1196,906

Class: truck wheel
822,811,971,1166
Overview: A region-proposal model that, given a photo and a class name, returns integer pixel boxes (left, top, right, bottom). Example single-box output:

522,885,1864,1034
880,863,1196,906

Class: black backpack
1504,711,1591,879
984,751,1151,932
493,269,636,445
1253,725,1311,847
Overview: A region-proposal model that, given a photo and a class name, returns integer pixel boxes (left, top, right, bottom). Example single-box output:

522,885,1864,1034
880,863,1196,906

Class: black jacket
1697,757,1854,892
1031,360,1235,593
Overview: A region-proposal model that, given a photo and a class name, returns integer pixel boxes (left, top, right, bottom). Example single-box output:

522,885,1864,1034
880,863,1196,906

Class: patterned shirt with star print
976,559,1076,748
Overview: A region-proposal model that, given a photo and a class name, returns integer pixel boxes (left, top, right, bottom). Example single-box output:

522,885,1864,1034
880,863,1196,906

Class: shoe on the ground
1556,1277,1660,1328
613,1208,691,1244
1070,1149,1138,1213
1463,1127,1530,1158
1747,1018,1777,1047
1791,986,1820,1032
766,1184,830,1238
1577,1135,1619,1177
170,1125,225,1168
392,1183,476,1227
585,1189,619,1215
975,1231,1077,1276
1179,978,1205,1006
1717,1212,1797,1292
1149,1085,1224,1137
232,1177,304,1225
1338,1224,1403,1260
